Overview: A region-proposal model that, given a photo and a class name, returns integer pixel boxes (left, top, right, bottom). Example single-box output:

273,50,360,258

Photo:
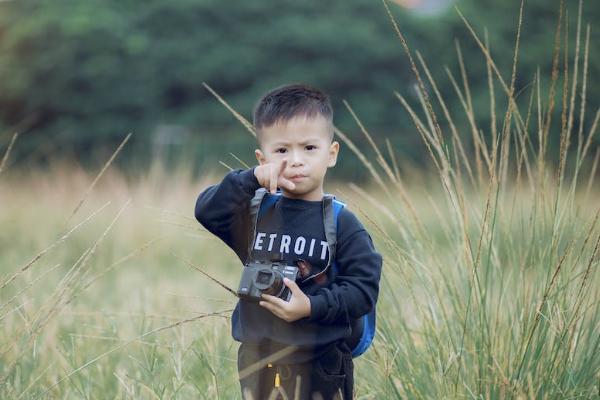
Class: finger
259,300,282,317
278,158,288,176
278,177,296,191
283,278,301,295
261,293,288,308
276,159,290,192
269,164,277,194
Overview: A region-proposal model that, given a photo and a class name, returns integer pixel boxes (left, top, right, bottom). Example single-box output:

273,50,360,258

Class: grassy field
0,152,598,399
2,2,600,398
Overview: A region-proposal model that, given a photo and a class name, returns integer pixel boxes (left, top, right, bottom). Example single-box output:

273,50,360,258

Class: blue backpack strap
323,195,376,358
350,307,376,357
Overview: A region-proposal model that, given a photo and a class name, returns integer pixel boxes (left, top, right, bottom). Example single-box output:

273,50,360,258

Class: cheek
262,153,279,163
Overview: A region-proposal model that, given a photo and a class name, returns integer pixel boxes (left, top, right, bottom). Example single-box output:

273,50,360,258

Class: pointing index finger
278,158,288,175
269,164,277,194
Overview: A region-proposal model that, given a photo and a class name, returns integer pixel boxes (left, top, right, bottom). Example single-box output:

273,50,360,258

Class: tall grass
1,0,599,398
343,1,599,398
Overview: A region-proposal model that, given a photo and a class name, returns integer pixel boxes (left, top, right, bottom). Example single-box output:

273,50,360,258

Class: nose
289,149,304,167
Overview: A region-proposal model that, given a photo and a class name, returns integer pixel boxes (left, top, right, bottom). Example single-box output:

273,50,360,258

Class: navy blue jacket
195,167,382,362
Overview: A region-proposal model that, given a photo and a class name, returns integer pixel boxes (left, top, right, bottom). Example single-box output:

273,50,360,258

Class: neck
280,186,324,201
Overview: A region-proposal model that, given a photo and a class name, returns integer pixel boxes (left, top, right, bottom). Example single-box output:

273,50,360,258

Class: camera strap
246,188,269,265
299,195,336,283
245,188,338,281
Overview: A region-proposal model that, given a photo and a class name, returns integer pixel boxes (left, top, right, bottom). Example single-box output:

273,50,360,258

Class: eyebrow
272,139,320,147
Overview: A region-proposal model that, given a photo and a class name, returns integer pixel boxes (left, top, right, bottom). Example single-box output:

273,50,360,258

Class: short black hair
253,83,333,144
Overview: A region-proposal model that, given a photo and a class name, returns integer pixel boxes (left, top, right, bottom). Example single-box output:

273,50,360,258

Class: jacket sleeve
306,208,383,325
194,167,261,262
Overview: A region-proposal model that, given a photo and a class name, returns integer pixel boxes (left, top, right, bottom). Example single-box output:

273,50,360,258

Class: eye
275,148,287,154
305,145,317,151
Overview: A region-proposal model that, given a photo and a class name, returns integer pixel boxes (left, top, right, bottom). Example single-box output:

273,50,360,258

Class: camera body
237,256,299,302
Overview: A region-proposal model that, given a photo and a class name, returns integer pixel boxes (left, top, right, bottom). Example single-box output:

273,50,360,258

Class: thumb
284,277,301,295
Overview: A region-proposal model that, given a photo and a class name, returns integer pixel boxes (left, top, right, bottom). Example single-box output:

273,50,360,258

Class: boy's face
255,115,339,201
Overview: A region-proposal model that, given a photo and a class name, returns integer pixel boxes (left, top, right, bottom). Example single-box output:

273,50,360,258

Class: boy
195,84,382,399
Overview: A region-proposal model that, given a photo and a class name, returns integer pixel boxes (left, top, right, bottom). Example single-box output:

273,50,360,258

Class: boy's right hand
254,159,296,194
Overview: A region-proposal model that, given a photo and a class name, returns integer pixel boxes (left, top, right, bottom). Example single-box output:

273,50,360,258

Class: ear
327,141,340,168
255,148,266,165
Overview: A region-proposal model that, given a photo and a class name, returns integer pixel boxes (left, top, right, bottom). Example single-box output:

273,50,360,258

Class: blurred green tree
0,0,597,178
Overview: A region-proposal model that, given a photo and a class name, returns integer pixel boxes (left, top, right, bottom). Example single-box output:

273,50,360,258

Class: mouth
289,174,307,182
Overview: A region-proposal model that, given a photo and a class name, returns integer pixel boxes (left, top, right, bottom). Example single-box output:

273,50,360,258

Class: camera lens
253,268,284,297
256,270,273,286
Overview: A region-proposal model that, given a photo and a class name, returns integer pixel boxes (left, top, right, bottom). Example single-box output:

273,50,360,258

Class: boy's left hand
259,278,311,322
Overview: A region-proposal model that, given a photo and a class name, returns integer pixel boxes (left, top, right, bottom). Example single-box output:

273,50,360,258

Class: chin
282,188,307,198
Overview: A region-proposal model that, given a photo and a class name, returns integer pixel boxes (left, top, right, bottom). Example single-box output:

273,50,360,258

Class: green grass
0,157,597,399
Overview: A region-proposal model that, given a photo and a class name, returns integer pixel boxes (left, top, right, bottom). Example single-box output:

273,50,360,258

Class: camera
237,255,299,302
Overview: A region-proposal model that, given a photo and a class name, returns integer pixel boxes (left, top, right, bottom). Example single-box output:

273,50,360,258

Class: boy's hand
259,278,311,322
254,159,296,194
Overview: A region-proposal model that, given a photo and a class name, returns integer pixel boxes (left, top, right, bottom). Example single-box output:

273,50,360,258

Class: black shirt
195,167,383,362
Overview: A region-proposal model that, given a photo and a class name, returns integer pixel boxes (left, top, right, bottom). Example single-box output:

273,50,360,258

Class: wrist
307,294,327,322
302,296,312,319
240,167,261,193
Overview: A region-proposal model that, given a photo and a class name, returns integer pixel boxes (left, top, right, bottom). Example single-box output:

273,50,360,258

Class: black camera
237,255,299,302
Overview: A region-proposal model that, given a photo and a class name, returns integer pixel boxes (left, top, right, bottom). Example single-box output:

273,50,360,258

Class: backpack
247,188,376,358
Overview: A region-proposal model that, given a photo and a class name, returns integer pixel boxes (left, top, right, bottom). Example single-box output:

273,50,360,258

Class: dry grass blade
454,7,528,135
453,166,499,393
557,9,570,186
202,82,257,138
67,132,131,223
385,138,401,181
584,146,599,200
444,66,491,175
32,200,132,334
65,236,165,306
514,73,537,192
332,126,387,191
237,345,300,381
565,0,583,154
219,160,234,171
0,132,19,177
173,253,239,298
394,92,444,173
484,29,498,162
416,51,476,185
514,240,572,381
497,0,525,188
33,309,233,399
342,100,398,185
455,41,484,183
542,0,564,157
144,205,197,222
0,264,62,319
571,232,600,317
580,109,599,168
381,0,445,148
0,201,110,291
230,152,251,169
0,201,130,382
16,361,58,400
576,24,591,160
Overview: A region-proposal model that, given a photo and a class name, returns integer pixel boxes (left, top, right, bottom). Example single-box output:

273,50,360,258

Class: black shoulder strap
246,188,268,264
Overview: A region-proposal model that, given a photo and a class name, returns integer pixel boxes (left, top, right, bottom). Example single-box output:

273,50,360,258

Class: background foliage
0,0,598,179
